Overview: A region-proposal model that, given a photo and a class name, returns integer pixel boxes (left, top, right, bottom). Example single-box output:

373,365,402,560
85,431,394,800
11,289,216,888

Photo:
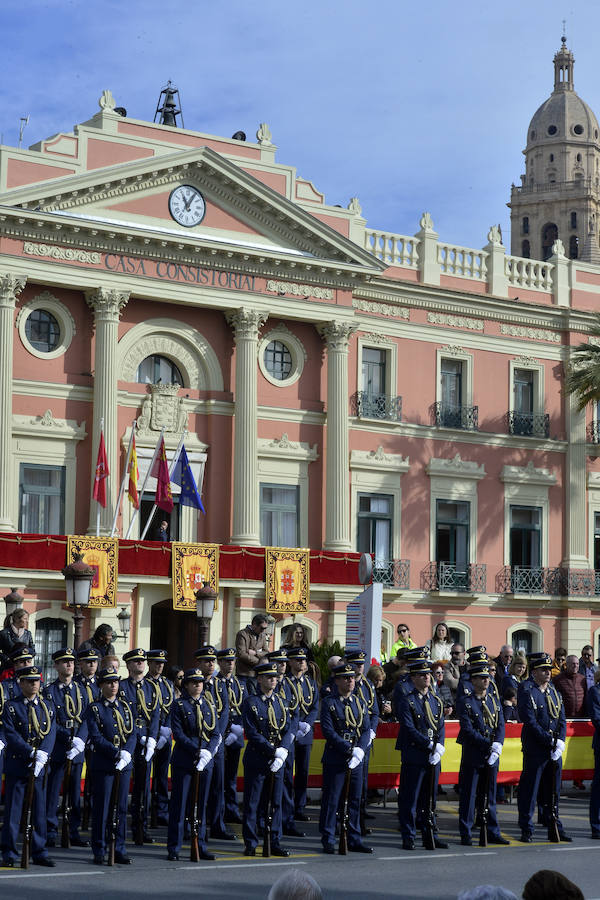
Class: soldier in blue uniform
216,647,246,824
517,652,570,842
587,669,600,838
75,647,101,702
392,647,429,717
0,679,6,787
319,662,372,854
283,647,318,828
397,657,447,851
345,649,379,832
43,647,89,848
120,648,160,844
85,665,136,864
241,661,294,856
1,665,56,867
167,667,221,860
194,644,234,841
3,645,36,699
147,649,174,827
456,661,509,845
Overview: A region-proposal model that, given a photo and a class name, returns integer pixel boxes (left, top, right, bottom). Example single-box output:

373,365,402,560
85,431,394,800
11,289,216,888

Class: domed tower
509,36,600,264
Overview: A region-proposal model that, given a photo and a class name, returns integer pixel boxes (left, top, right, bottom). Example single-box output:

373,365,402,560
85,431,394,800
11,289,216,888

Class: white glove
0,739,5,755
35,749,49,767
269,756,284,773
145,737,157,762
348,746,365,770
491,741,503,756
115,750,131,771
71,736,85,755
369,728,377,744
34,759,45,778
224,732,237,746
159,725,171,742
434,742,445,758
488,751,499,767
66,746,79,761
230,723,243,739
555,739,565,755
428,740,434,750
156,735,168,751
196,749,212,772
551,747,562,762
428,750,441,766
274,747,288,763
140,735,147,745
298,721,311,738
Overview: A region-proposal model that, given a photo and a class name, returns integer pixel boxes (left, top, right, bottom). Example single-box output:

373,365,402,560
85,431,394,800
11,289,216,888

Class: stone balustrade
364,229,420,267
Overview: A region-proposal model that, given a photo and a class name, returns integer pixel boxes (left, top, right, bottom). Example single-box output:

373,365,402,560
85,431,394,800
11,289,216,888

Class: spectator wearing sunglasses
390,624,416,659
579,646,598,691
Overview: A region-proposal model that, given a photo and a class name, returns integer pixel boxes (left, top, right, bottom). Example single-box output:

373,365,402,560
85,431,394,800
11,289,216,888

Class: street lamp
194,583,216,647
116,606,131,640
4,587,24,618
61,553,94,650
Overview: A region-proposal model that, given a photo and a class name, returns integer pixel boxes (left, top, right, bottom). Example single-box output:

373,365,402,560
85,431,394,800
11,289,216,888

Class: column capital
86,287,129,321
0,273,27,308
317,320,357,351
225,308,268,341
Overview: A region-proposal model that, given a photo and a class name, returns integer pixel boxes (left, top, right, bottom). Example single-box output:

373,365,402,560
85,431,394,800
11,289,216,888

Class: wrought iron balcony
434,402,478,431
588,422,600,443
496,565,561,594
508,411,550,438
353,391,402,422
421,562,486,593
372,559,410,589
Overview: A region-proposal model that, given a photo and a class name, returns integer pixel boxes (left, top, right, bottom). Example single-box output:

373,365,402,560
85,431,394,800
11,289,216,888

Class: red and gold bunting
172,542,219,612
66,536,118,608
265,547,310,614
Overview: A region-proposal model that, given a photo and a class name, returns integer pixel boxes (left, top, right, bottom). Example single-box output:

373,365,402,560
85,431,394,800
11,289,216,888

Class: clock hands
183,189,195,212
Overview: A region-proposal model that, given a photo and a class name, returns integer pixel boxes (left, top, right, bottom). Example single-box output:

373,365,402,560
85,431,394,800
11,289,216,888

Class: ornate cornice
0,273,26,308
501,461,557,485
350,446,409,472
426,453,486,480
258,434,318,461
12,410,86,441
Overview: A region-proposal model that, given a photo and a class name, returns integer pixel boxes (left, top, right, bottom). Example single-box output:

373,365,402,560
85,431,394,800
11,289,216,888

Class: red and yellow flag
150,436,173,513
265,547,310,614
127,434,139,509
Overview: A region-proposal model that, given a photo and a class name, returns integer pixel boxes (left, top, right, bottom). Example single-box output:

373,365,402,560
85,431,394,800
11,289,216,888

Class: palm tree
564,315,600,411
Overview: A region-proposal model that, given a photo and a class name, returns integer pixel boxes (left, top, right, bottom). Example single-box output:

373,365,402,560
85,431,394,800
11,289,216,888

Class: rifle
338,766,352,855
20,748,37,869
189,767,200,862
134,752,148,846
107,769,121,866
478,762,491,847
150,756,158,828
547,738,560,843
61,757,73,849
263,770,275,858
82,750,91,831
421,763,437,851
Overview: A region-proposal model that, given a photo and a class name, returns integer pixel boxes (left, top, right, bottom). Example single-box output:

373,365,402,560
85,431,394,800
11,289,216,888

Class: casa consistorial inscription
266,280,333,300
24,242,101,264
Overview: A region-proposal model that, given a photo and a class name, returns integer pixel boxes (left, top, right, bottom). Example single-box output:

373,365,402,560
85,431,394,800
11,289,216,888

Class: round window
547,125,558,135
574,124,584,135
264,340,292,381
24,309,60,353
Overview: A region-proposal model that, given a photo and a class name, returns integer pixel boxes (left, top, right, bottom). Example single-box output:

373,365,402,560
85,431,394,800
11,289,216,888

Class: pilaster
0,273,26,531
484,225,509,298
415,212,441,287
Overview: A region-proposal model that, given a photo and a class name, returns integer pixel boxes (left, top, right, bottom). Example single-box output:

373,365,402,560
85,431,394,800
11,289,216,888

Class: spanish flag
127,434,139,509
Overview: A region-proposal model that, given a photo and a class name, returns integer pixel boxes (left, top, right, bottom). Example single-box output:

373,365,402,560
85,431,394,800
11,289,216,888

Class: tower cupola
553,35,574,92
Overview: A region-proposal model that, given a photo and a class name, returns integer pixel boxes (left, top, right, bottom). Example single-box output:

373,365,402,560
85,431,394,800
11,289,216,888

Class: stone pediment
1,146,382,272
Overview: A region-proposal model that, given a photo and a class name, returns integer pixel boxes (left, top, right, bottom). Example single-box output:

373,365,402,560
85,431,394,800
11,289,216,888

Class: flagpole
139,429,187,540
125,426,165,539
95,418,104,538
111,420,137,537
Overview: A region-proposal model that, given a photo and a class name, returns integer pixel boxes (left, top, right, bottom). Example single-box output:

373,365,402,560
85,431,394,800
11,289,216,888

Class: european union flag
171,445,205,513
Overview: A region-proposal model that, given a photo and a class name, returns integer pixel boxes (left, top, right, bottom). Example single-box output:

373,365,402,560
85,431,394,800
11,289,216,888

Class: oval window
264,340,292,380
574,124,584,135
547,125,557,135
25,309,60,353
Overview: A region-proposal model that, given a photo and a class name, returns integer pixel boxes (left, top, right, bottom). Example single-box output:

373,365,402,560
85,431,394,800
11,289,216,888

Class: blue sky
1,1,598,249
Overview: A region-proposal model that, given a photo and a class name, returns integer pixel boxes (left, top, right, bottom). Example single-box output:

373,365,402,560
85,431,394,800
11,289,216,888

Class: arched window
522,240,531,258
511,629,533,655
136,355,183,386
34,617,68,683
569,235,579,259
541,223,559,261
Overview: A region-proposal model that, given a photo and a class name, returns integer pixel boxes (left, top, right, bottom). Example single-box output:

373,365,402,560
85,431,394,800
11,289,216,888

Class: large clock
168,185,206,227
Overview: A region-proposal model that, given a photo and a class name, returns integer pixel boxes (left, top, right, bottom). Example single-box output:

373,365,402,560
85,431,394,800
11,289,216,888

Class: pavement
1,786,599,899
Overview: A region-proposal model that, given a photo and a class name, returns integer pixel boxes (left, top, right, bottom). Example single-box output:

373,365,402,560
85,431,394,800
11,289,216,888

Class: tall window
436,500,469,570
441,359,462,409
19,464,65,534
260,485,299,547
510,506,541,567
514,368,534,415
541,222,558,260
571,211,578,229
362,348,387,397
136,355,183,385
569,235,579,259
140,495,180,541
522,216,529,235
522,240,531,258
512,629,533,655
35,617,68,683
357,493,393,565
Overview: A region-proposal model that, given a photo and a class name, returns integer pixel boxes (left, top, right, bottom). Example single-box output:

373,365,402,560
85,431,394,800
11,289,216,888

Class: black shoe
283,826,306,837
434,838,449,849
210,830,236,841
114,852,132,864
224,812,243,824
167,852,179,861
93,855,104,865
349,844,373,853
271,846,290,857
559,832,573,843
199,850,216,860
488,835,510,845
243,846,256,856
295,812,311,822
33,856,56,867
70,835,90,847
520,833,533,843
461,836,472,846
46,835,57,848
402,840,415,851
143,833,154,844
322,844,335,854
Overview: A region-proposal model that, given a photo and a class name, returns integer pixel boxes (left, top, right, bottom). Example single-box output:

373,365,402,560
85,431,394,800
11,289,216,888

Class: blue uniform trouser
590,748,600,835
281,743,295,829
153,741,171,820
167,762,213,855
90,767,130,857
398,761,439,842
319,761,363,849
1,771,49,861
131,748,151,834
224,743,242,818
206,742,226,834
242,752,284,850
518,755,563,836
294,739,313,815
458,761,501,838
46,756,84,838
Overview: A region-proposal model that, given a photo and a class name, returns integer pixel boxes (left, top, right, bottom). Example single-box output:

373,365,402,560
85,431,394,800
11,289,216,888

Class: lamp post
116,606,131,641
194,583,216,647
4,587,24,618
61,553,94,650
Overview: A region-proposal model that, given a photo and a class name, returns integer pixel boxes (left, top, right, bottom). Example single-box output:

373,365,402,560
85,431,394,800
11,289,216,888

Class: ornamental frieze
426,312,484,331
266,280,333,300
500,324,561,343
24,242,101,264
352,298,410,319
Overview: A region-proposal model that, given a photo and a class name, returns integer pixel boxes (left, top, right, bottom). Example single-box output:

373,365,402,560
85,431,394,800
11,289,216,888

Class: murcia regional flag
265,547,309,614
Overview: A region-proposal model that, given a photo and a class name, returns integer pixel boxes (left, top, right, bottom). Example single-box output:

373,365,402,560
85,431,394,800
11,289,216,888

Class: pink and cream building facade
2,47,600,664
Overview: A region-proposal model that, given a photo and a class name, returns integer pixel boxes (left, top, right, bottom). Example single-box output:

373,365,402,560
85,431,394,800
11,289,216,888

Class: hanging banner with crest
66,536,118,608
172,542,219,611
265,547,310,614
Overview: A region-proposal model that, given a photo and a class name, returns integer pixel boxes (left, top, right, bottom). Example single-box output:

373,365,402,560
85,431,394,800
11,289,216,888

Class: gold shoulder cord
28,698,52,741
197,696,216,741
269,693,289,737
546,686,562,720
361,678,375,711
160,676,174,712
425,693,442,731
282,678,299,712
136,681,158,722
64,684,83,724
84,680,94,703
344,697,363,734
113,701,134,744
296,676,314,716
482,692,499,731
228,678,243,716
207,678,223,716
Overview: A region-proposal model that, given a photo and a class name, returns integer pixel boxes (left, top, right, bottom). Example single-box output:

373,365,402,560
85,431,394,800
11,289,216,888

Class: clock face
168,185,206,227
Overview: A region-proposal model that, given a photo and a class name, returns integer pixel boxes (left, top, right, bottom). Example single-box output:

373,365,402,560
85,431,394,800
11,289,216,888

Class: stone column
0,273,26,531
318,321,356,551
86,288,129,534
226,308,267,546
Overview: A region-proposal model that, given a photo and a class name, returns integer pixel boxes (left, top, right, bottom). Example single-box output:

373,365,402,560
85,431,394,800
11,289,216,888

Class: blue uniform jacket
277,676,300,739
85,696,137,772
285,674,318,746
587,683,600,751
397,687,445,763
43,679,89,762
219,674,246,748
119,676,160,744
320,690,370,766
355,676,380,732
204,675,230,737
150,675,175,728
3,692,56,775
242,691,293,761
75,673,101,703
456,687,505,767
517,680,566,757
171,693,221,769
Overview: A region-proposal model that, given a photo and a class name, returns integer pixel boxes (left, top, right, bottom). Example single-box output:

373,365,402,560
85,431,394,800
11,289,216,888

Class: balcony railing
353,391,402,422
496,566,562,594
422,562,486,593
508,411,550,439
434,402,478,431
372,559,410,589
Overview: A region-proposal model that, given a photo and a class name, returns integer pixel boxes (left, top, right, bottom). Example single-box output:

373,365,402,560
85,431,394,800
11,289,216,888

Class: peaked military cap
286,647,307,660
467,645,487,656
17,665,42,680
52,647,75,662
194,645,217,660
267,648,287,663
256,662,278,677
216,647,236,660
469,662,491,678
9,645,34,663
147,649,167,661
123,648,146,662
77,647,99,661
183,667,205,682
405,646,428,660
408,658,432,675
333,663,356,678
98,666,121,683
530,652,553,670
344,649,366,663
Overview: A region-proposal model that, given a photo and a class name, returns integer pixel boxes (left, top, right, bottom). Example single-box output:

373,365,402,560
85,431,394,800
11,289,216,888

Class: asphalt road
1,787,599,899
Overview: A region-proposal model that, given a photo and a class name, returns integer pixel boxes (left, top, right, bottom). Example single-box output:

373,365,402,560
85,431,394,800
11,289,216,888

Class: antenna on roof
154,81,184,129
18,115,29,149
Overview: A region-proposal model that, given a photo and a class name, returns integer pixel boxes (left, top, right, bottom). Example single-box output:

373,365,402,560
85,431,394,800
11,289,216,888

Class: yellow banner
66,536,118,609
265,547,309,614
172,542,219,611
